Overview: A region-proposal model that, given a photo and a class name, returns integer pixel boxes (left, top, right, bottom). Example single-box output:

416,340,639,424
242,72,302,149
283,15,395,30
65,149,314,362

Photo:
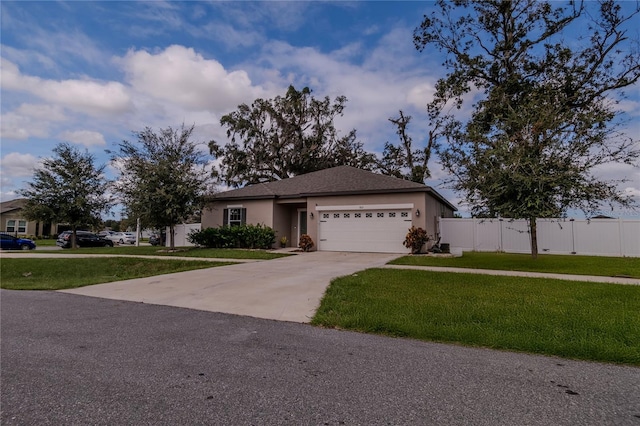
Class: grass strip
389,252,640,278
312,268,640,365
1,257,231,290
33,246,290,260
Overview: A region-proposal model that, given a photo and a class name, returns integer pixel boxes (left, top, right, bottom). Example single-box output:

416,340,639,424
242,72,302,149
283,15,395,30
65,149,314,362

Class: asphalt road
2,289,639,425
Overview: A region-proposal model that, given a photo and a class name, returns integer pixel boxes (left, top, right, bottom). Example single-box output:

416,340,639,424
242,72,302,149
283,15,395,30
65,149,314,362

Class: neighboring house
202,166,457,253
0,198,60,237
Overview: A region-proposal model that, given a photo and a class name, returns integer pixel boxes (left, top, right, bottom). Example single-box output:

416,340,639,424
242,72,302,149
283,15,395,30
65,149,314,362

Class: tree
102,219,121,232
20,143,112,248
414,0,640,258
210,85,376,187
377,110,436,183
111,124,211,250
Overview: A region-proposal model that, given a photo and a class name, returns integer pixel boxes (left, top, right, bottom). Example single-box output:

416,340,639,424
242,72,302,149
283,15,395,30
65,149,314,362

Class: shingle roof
212,166,457,210
0,198,27,214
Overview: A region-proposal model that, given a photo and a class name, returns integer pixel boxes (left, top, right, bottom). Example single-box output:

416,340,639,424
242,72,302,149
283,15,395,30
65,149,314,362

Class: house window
355,213,361,218
344,213,350,218
323,213,329,219
6,220,25,233
223,208,246,227
389,212,396,218
377,212,384,218
365,213,372,218
401,212,408,218
334,213,340,218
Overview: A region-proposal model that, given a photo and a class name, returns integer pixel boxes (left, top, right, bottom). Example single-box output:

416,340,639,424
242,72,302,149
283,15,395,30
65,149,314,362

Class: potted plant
280,236,288,248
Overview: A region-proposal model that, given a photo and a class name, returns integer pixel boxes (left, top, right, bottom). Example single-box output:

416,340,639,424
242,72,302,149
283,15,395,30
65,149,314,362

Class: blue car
0,233,36,250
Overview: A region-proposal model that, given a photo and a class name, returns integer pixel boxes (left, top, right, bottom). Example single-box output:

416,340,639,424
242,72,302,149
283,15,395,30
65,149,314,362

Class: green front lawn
390,252,640,278
1,258,232,290
32,238,58,247
312,268,640,365
36,246,290,260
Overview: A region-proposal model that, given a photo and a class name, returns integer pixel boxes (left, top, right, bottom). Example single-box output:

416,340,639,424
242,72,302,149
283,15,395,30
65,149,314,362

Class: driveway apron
60,251,398,323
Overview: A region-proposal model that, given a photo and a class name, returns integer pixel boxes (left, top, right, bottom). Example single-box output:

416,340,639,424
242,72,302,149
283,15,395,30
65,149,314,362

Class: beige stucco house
202,166,457,253
1,199,37,236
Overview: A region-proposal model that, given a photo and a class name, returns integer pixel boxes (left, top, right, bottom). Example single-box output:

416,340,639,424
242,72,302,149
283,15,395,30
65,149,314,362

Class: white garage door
318,209,412,253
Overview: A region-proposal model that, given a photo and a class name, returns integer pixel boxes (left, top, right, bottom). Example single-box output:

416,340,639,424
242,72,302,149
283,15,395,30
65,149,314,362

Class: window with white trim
6,220,26,233
223,208,246,227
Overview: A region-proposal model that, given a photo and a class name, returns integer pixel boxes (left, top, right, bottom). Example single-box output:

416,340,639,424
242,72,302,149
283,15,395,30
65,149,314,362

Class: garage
317,205,412,253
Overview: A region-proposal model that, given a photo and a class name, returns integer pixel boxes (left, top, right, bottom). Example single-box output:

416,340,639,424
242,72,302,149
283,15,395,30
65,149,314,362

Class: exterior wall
305,193,428,251
1,210,38,236
202,199,276,229
272,203,293,247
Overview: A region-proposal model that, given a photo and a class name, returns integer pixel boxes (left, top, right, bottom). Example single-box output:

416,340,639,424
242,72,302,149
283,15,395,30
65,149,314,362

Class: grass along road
312,268,640,365
389,252,640,278
1,257,233,290
29,246,290,260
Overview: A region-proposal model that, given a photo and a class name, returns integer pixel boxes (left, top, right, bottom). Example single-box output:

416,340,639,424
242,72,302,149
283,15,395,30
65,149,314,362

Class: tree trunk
71,227,78,249
169,225,175,250
529,217,538,260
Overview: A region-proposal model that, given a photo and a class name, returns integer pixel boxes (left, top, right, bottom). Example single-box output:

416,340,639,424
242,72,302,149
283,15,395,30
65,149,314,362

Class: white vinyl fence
165,223,201,247
439,218,640,257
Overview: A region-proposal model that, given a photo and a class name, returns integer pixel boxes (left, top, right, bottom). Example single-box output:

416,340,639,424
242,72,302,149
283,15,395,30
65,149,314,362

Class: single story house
202,166,457,253
0,198,64,238
1,198,37,236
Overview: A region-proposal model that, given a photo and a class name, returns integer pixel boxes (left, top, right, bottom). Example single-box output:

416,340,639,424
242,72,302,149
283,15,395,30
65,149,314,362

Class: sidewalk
382,264,640,285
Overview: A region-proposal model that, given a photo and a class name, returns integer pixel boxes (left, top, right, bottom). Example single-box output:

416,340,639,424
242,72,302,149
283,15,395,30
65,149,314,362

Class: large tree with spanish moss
415,0,640,258
210,85,376,187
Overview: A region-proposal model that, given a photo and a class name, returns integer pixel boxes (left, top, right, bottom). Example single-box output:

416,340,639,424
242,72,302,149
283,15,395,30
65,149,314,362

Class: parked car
56,231,114,248
107,232,137,245
148,233,162,246
0,233,36,250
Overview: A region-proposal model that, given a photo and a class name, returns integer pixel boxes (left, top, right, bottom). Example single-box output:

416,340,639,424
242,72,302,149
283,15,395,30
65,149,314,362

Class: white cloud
1,58,133,116
406,83,436,109
0,152,39,178
0,104,66,140
59,130,106,147
118,45,267,113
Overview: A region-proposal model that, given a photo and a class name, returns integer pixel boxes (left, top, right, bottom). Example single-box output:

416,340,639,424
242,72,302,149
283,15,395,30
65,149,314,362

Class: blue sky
1,1,639,218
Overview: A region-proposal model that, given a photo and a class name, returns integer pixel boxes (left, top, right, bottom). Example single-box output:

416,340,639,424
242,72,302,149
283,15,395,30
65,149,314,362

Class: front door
298,210,307,244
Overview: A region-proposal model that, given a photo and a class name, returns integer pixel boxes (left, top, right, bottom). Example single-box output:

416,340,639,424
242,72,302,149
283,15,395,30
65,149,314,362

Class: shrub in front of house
403,226,430,254
188,224,275,249
298,234,314,252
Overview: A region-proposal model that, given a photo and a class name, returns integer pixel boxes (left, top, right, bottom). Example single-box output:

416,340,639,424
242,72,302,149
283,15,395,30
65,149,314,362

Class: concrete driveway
61,251,398,323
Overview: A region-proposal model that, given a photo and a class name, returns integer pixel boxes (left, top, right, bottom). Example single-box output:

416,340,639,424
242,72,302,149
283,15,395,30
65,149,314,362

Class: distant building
0,198,61,237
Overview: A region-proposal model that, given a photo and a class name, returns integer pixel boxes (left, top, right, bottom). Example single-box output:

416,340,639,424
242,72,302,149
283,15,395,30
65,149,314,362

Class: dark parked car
56,231,114,248
149,233,162,246
0,233,36,250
